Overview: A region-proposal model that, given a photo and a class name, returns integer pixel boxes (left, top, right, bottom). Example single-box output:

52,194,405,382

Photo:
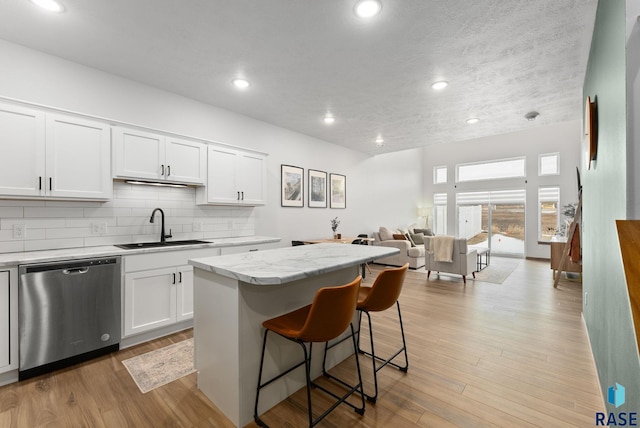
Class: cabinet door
206,146,240,204
0,269,17,374
238,152,266,205
123,267,176,337
176,265,194,321
165,137,206,184
113,127,165,181
0,271,9,370
45,114,112,199
0,103,45,197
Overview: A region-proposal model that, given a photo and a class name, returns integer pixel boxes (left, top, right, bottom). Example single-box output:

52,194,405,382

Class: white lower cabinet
220,242,279,255
0,268,18,375
122,248,218,337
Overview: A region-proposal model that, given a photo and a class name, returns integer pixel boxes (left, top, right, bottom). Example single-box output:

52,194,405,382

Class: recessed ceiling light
466,118,480,124
29,0,64,12
323,115,335,124
375,137,385,147
354,0,382,18
431,81,448,90
232,78,250,89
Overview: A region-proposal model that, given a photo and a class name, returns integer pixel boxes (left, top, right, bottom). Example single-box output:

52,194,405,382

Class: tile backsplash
0,182,256,254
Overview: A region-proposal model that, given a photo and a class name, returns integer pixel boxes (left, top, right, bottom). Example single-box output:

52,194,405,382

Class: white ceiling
0,0,598,155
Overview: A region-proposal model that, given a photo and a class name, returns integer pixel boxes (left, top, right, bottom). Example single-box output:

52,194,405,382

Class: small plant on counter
330,217,340,235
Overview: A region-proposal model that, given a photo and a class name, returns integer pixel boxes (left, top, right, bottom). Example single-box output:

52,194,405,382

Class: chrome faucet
150,208,172,243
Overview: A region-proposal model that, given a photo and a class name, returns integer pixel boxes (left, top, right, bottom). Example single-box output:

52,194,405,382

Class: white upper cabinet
0,104,45,197
196,145,267,206
46,113,112,199
113,126,205,185
0,103,111,200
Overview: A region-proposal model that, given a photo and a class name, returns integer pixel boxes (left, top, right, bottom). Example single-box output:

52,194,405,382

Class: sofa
424,236,477,284
371,226,432,269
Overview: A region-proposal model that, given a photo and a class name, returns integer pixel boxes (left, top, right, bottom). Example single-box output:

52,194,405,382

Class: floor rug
122,338,195,393
472,258,520,284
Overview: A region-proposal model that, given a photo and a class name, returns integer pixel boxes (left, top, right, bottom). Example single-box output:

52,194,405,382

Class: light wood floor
0,258,603,427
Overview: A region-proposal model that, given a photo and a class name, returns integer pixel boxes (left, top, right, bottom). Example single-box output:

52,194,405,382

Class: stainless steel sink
114,239,210,250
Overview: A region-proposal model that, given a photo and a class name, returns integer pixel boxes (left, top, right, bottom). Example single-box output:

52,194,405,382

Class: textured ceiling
0,0,598,155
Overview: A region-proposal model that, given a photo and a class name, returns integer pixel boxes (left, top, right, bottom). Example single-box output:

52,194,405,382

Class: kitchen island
189,243,400,427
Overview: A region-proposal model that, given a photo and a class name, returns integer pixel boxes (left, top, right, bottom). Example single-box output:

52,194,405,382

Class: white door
46,114,112,199
165,137,206,184
123,267,176,336
0,103,45,197
238,152,266,205
176,265,194,321
0,271,9,370
113,127,165,181
207,146,240,204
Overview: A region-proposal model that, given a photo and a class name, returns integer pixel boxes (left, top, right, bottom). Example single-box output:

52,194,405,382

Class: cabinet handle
237,191,240,200
241,191,244,200
179,272,182,283
167,165,171,176
161,165,165,176
38,176,42,190
49,177,52,191
249,248,259,252
172,272,176,284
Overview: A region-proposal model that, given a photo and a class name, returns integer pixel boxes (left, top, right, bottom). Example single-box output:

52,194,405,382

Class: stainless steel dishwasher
18,256,121,380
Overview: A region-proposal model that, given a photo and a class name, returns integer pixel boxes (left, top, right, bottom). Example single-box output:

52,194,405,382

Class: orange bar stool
253,276,365,427
325,263,409,403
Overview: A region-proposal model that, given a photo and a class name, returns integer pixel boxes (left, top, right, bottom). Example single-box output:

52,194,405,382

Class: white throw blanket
430,236,455,262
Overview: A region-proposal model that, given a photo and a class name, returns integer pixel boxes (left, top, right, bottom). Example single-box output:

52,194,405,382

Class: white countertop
0,236,281,267
189,243,400,285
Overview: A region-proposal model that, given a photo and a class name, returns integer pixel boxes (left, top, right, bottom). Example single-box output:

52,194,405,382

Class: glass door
457,190,525,257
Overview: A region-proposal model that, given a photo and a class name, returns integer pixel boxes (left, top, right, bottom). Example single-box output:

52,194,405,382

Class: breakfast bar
189,243,399,427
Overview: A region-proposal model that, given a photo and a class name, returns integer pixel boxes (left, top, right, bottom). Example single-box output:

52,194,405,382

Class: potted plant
330,217,341,239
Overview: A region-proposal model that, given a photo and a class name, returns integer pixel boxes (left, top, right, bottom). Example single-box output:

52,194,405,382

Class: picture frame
329,173,346,209
308,169,327,208
281,164,304,207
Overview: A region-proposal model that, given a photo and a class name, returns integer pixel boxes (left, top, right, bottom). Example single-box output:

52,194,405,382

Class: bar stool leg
254,330,270,427
357,301,409,403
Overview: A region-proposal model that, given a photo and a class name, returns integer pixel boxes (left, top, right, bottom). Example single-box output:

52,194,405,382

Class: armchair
424,236,477,284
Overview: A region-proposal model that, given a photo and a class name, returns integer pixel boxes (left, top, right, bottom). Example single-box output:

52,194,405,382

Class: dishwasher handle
63,267,90,275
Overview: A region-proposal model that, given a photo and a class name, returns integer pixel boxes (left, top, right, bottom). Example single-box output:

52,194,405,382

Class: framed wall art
329,173,346,209
308,169,327,208
281,164,304,207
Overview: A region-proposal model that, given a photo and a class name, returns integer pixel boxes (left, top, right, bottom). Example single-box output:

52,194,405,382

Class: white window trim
433,165,447,184
538,152,560,176
455,156,526,183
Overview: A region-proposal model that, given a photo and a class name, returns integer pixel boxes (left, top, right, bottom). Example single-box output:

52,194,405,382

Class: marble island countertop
0,235,281,267
189,243,400,285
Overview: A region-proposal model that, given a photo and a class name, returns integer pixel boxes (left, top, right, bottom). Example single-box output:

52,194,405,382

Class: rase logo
596,383,637,426
610,383,626,408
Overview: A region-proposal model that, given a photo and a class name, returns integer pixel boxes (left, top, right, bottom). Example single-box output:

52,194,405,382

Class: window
456,189,526,256
538,186,560,242
539,153,559,176
456,157,526,182
433,166,447,184
433,193,447,235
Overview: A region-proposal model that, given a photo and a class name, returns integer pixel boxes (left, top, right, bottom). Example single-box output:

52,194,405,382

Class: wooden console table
550,240,581,279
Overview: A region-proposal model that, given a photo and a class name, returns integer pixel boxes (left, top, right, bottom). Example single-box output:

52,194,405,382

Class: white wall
422,121,581,259
0,40,424,251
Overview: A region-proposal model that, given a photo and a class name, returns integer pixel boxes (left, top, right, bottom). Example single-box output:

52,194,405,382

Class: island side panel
238,265,360,427
193,269,242,426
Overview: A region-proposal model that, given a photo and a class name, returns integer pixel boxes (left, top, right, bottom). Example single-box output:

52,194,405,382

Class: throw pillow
392,233,407,241
404,232,416,247
379,226,395,241
413,228,434,236
410,232,425,245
